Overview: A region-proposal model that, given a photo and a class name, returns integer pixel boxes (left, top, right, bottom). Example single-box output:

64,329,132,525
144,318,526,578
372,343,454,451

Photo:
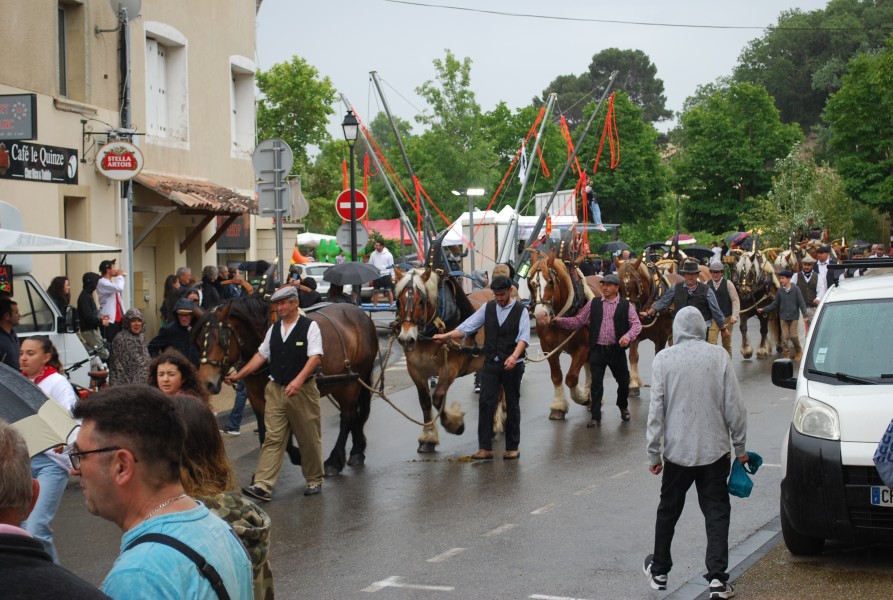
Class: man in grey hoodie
643,306,748,600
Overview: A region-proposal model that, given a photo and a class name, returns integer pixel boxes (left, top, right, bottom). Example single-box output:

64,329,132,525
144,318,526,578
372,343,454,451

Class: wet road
51,322,891,598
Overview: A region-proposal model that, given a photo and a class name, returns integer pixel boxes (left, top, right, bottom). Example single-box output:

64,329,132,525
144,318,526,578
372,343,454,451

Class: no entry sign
335,189,368,220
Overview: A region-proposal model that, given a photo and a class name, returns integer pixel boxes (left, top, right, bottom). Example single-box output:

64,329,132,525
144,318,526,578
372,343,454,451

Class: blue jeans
225,380,249,431
589,200,603,226
23,454,70,564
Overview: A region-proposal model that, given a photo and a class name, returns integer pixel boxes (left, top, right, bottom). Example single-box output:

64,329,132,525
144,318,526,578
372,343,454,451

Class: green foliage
734,1,893,129
823,38,893,215
256,57,336,168
301,139,348,235
672,81,802,233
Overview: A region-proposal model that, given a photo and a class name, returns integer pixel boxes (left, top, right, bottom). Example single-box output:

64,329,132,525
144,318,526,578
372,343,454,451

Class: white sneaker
708,579,735,599
595,224,607,231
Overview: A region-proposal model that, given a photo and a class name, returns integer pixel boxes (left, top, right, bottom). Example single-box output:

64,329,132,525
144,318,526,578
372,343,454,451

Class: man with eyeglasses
71,386,252,599
0,420,109,598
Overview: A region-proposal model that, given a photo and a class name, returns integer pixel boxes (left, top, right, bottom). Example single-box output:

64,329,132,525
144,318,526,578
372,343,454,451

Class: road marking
573,484,597,496
610,470,630,479
362,576,454,593
427,547,466,562
531,503,559,515
530,595,593,600
483,523,517,537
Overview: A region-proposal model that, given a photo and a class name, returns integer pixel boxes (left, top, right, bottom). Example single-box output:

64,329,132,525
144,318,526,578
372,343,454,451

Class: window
58,1,85,101
144,22,188,144
58,7,67,96
14,278,55,334
230,56,255,156
806,299,893,382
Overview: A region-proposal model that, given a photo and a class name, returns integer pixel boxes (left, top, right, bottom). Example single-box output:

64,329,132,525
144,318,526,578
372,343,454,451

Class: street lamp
451,188,485,274
342,110,359,261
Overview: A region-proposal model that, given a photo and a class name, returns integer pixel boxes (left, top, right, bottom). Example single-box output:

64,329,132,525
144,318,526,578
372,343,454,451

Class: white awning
0,229,121,254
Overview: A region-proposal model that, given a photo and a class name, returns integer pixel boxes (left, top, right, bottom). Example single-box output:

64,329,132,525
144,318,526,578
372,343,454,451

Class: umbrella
597,241,630,254
665,234,697,245
323,261,383,286
0,362,78,457
683,244,716,261
724,231,750,244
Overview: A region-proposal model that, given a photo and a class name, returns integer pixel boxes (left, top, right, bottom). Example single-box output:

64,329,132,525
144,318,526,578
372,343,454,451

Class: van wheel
780,498,824,555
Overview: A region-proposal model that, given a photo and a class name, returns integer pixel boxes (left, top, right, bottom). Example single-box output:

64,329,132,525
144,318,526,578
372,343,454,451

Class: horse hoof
454,424,465,436
629,388,641,398
548,410,567,420
324,465,342,477
417,442,436,454
347,454,365,467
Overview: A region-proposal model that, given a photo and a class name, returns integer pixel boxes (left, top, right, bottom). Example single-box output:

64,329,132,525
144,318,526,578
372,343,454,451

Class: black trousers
478,360,524,451
589,344,629,419
651,455,732,583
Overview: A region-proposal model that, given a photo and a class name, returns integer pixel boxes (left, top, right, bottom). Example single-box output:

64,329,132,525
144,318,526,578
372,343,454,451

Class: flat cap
601,274,620,285
801,254,816,264
709,260,724,272
817,245,832,253
270,286,298,302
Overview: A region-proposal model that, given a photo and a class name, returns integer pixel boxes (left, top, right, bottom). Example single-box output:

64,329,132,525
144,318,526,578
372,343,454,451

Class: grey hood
672,305,706,345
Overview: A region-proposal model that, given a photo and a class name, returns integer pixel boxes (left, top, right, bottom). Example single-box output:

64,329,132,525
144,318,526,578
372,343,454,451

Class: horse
527,250,601,419
615,257,677,396
392,267,493,453
732,250,781,359
195,295,379,476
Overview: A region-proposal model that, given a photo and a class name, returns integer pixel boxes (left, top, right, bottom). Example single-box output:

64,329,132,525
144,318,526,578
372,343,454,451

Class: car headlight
792,396,840,440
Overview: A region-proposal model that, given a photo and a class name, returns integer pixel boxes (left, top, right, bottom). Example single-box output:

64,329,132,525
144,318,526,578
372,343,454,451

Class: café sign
96,141,144,181
0,140,78,184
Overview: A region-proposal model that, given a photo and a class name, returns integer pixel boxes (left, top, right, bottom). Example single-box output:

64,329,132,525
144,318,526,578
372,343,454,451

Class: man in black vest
790,254,824,327
815,245,840,289
433,276,529,460
641,261,726,338
227,286,325,500
705,261,740,358
550,274,643,428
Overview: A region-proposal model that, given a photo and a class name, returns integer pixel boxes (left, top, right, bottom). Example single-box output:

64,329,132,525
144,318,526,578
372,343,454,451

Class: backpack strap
125,533,231,600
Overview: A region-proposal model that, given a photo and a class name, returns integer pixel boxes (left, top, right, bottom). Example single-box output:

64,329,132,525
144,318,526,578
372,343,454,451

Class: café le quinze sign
95,141,144,181
0,140,78,184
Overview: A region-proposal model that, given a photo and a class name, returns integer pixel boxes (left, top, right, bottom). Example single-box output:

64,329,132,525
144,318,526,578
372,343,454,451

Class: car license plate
870,486,893,506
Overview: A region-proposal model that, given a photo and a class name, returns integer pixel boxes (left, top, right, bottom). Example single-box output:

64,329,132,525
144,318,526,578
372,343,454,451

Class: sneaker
643,554,667,591
474,384,481,393
595,224,607,231
304,483,322,496
242,485,271,502
708,579,735,599
220,428,241,436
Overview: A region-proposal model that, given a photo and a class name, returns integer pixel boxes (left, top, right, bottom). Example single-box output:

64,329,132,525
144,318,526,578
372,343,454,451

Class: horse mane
228,295,271,337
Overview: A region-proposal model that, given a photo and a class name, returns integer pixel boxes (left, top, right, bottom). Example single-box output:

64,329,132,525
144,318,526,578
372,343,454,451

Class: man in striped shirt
549,274,642,428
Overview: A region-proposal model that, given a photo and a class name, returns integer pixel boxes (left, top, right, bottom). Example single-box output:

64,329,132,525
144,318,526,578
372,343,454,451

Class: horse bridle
528,262,562,316
395,283,438,337
199,311,244,373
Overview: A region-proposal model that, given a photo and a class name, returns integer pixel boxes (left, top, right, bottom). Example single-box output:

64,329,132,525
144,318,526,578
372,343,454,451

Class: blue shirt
103,503,252,600
456,299,531,347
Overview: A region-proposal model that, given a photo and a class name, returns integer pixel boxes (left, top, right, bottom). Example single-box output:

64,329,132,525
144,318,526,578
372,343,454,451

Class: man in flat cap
790,254,824,330
705,261,739,359
227,285,325,500
433,275,529,460
815,246,839,289
758,270,808,360
550,273,642,428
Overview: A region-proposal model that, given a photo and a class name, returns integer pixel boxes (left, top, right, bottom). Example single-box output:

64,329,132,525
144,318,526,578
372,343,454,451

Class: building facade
0,0,259,335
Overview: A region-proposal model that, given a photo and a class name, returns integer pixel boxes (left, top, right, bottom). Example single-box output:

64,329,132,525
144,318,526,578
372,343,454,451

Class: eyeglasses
69,445,122,470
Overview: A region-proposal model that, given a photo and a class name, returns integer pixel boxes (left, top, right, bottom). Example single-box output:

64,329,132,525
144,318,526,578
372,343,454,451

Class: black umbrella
724,231,750,244
323,261,383,286
597,241,630,254
0,362,78,457
683,245,716,261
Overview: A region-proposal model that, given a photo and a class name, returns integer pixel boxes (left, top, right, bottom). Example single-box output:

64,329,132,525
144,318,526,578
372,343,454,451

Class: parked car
772,259,893,555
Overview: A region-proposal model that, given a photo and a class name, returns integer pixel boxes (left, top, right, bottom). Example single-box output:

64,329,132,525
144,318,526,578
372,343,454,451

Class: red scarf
27,365,60,385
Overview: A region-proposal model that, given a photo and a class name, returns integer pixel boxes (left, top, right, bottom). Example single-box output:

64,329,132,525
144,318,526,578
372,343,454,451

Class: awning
133,171,256,253
364,218,415,244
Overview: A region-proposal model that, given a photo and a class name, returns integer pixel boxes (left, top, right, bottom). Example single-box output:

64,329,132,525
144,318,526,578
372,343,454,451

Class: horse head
617,257,653,309
774,248,802,274
394,267,440,351
528,250,574,323
195,296,269,394
735,251,779,301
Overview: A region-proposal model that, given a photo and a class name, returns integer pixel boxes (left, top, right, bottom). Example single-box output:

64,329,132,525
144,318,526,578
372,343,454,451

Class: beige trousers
707,317,733,358
253,379,324,491
779,319,802,357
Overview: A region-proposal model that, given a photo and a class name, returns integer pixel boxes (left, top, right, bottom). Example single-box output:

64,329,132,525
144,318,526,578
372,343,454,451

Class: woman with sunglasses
19,335,78,564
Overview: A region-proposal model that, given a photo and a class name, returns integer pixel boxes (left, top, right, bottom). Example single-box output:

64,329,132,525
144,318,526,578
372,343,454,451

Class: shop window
144,22,188,144
230,56,255,157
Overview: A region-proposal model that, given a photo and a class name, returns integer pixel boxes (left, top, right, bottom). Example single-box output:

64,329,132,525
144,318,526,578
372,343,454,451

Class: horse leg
567,349,591,406
628,340,641,397
740,316,754,359
346,379,372,467
434,365,466,436
246,376,268,445
408,362,438,453
323,391,352,477
547,352,569,420
493,386,507,435
757,314,771,358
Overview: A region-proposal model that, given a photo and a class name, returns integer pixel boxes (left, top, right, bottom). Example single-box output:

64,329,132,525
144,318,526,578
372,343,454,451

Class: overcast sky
256,0,831,138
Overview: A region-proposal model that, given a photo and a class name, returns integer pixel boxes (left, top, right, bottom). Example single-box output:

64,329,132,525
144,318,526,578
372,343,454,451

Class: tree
672,82,802,233
587,49,672,123
534,73,591,130
256,56,336,168
823,38,893,216
734,1,893,129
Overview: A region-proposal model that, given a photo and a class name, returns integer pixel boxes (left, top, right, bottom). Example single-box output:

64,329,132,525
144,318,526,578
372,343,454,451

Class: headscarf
109,308,150,386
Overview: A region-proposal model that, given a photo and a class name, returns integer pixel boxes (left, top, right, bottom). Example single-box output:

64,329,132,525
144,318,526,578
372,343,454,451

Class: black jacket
77,273,103,330
148,321,200,366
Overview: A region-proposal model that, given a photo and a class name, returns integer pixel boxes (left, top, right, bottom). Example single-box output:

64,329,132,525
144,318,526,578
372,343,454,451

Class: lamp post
451,188,485,274
342,110,359,262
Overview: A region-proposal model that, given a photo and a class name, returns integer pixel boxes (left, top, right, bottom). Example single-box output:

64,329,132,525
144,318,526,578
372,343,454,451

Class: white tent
295,232,337,248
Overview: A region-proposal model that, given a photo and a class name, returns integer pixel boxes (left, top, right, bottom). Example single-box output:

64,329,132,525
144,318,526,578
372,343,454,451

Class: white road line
531,503,559,515
483,523,517,537
530,594,593,600
610,470,630,479
427,547,467,563
573,484,597,496
362,576,454,593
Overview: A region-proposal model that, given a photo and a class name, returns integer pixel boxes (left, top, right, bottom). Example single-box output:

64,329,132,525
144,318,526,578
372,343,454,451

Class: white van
0,201,119,388
772,259,893,554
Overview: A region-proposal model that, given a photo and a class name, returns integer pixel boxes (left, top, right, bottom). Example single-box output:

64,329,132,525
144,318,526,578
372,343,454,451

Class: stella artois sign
96,141,144,181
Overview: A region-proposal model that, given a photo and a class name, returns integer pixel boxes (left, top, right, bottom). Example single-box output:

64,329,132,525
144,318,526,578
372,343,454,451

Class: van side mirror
771,358,796,389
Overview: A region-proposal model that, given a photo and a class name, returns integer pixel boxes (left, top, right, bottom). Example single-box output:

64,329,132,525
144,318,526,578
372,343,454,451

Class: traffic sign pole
349,144,357,262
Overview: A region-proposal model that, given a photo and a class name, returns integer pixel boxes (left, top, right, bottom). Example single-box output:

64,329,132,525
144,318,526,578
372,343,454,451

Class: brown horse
615,257,677,395
195,295,379,475
527,251,601,419
732,250,781,359
392,267,490,453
